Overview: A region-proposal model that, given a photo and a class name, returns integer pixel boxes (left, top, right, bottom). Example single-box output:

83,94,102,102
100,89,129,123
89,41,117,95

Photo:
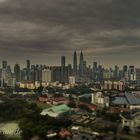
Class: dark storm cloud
0,0,140,66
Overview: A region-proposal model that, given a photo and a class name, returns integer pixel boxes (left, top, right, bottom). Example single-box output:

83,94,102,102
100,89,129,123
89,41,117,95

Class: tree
122,126,130,134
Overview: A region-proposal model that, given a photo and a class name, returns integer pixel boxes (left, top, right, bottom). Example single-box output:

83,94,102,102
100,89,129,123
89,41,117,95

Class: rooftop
112,92,140,105
125,92,140,105
41,104,71,117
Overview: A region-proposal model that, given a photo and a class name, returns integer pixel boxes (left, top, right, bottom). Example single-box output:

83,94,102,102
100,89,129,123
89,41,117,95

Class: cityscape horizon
1,50,140,69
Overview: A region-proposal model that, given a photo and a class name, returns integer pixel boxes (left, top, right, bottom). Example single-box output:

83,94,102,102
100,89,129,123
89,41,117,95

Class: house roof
112,92,140,105
112,97,128,105
41,104,71,116
48,104,70,113
125,92,140,105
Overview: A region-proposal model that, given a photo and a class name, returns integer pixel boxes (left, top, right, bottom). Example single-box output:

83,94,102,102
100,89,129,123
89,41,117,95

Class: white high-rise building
69,76,75,85
91,92,109,107
42,68,51,83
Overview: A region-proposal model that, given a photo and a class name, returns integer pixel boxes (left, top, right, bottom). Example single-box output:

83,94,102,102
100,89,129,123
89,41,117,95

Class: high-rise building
136,68,140,82
69,76,75,85
129,66,136,81
61,56,65,67
14,63,20,82
73,51,77,79
123,65,128,82
26,60,30,80
21,68,27,81
114,65,119,80
42,68,52,83
30,65,36,82
51,66,62,82
93,62,98,81
2,61,7,69
123,65,128,73
79,51,84,77
61,56,66,83
68,64,72,77
98,65,103,81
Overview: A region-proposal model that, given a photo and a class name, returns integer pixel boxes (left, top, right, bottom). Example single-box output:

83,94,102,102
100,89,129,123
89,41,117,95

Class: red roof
78,102,97,110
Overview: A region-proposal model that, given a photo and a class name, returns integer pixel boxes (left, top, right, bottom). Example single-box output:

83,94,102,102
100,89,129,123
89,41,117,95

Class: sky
0,0,140,67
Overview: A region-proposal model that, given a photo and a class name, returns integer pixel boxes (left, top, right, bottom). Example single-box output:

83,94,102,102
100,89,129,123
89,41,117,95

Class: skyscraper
61,56,66,67
26,60,30,80
14,63,20,82
79,51,84,77
2,61,7,69
73,51,77,79
42,68,52,83
114,65,119,80
80,51,84,64
93,62,98,81
61,56,66,83
129,65,136,81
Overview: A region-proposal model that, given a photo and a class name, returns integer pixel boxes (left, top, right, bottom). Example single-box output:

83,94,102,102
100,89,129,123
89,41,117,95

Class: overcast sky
0,0,140,67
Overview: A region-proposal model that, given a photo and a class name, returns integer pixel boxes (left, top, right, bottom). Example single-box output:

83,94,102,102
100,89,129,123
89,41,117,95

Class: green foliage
96,110,121,122
122,126,130,134
0,133,7,140
66,85,92,95
0,98,72,140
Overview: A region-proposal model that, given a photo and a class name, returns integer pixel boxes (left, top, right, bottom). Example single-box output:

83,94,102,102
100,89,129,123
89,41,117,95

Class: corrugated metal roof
125,92,140,105
42,104,70,114
112,97,128,105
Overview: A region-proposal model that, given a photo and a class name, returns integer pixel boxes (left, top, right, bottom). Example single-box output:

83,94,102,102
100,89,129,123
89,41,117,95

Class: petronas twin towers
73,51,85,80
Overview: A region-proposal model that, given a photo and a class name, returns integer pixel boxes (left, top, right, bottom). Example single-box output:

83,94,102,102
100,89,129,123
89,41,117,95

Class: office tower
42,68,52,83
51,66,62,82
61,56,66,67
93,62,97,69
83,60,87,76
61,56,65,82
98,65,103,81
68,64,72,77
103,68,114,80
21,68,27,81
5,65,12,87
14,63,20,82
30,65,36,82
38,66,43,82
61,56,66,83
93,62,98,81
81,60,88,82
129,66,136,81
69,76,75,85
2,61,7,69
80,50,84,63
114,65,119,80
79,51,84,77
136,68,140,82
123,65,128,73
26,60,30,80
73,51,77,79
123,65,128,82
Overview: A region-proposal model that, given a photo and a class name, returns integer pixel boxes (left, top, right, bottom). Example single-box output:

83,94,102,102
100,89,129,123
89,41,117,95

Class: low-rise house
39,96,69,105
120,109,140,131
112,92,140,110
91,92,109,107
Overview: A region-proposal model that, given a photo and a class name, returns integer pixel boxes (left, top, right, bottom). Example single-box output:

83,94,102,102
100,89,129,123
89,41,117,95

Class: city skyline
0,50,139,69
0,0,140,67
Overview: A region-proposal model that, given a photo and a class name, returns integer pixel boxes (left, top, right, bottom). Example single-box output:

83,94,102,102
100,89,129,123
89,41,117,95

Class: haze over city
0,0,140,67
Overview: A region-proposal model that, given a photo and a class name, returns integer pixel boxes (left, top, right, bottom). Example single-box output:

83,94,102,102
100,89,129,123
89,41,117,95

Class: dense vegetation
0,98,72,140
